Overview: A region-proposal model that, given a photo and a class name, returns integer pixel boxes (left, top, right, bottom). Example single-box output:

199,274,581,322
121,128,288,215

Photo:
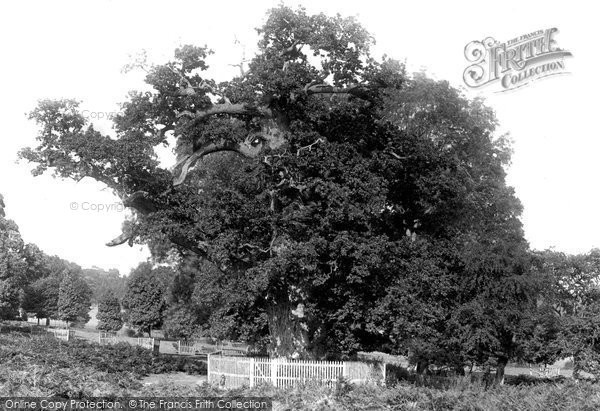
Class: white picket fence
177,340,248,356
177,341,215,355
208,355,386,388
53,328,75,341
530,365,561,377
137,337,155,351
98,332,117,345
27,317,68,328
178,341,195,355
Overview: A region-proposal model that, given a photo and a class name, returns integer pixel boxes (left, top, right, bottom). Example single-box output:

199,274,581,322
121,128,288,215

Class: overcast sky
0,0,596,275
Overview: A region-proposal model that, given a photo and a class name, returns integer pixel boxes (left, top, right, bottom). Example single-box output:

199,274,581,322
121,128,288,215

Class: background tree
82,267,126,304
96,292,123,332
21,276,60,323
21,255,85,324
0,195,27,320
21,243,51,285
527,249,600,379
0,193,124,326
123,263,169,336
57,271,92,326
162,303,202,340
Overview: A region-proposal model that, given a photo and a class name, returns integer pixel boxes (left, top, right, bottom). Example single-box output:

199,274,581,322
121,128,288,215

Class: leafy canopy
19,6,531,362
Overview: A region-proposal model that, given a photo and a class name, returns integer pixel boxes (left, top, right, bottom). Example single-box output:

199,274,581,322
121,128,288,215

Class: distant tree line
0,194,121,327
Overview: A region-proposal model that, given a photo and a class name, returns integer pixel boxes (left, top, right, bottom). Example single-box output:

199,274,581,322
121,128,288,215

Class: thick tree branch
177,103,273,121
279,40,303,58
304,82,373,100
297,138,325,156
155,125,174,142
239,243,270,254
106,229,132,247
84,163,118,189
167,66,213,96
387,151,410,160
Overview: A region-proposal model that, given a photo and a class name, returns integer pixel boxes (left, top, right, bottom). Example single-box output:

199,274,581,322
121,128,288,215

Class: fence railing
177,340,247,356
177,341,218,355
218,341,250,356
530,365,561,377
27,317,68,328
207,355,386,388
137,337,155,351
98,332,117,345
53,328,75,341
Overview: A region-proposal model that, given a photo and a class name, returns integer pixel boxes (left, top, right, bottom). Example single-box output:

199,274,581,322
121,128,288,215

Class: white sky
0,0,596,275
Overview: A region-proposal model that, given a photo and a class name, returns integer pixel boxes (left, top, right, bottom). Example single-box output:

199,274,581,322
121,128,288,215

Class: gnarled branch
177,103,273,121
238,243,270,254
106,228,133,247
304,82,373,100
387,151,410,160
297,138,325,156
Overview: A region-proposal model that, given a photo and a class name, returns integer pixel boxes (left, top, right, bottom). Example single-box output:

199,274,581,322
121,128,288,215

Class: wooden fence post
271,357,278,387
207,354,211,383
249,357,255,387
343,362,349,379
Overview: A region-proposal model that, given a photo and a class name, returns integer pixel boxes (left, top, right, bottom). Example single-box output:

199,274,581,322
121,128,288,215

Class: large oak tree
19,6,530,364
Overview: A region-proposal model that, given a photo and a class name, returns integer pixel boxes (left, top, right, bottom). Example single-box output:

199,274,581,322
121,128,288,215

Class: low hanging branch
105,191,156,247
106,190,215,258
106,223,135,247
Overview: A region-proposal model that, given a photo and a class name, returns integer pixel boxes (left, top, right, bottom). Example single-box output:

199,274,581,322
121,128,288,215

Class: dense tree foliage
96,292,123,332
0,196,27,320
57,271,92,326
22,276,61,323
162,303,201,341
525,250,600,379
123,263,170,335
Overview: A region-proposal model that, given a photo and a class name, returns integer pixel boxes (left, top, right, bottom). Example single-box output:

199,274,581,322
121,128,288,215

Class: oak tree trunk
267,302,309,358
495,355,508,385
